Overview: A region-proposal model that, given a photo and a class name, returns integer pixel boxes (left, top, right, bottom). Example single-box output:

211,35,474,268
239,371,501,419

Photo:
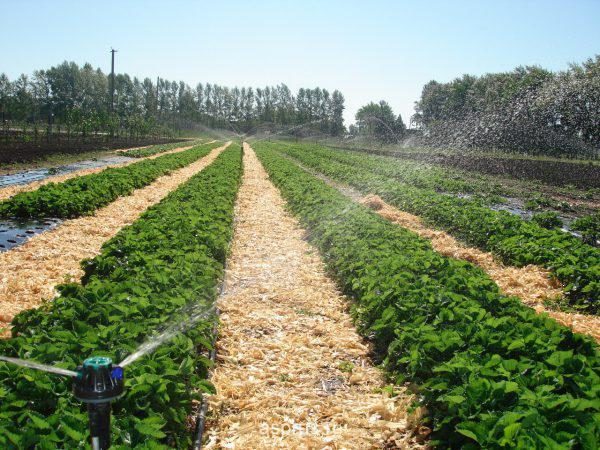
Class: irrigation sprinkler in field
0,302,216,448
73,357,124,450
225,117,332,145
0,355,123,450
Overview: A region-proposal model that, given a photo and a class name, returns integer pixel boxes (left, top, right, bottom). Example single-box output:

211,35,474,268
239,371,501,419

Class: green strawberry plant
0,146,242,448
119,141,201,158
572,213,600,247
255,144,599,449
0,141,221,219
272,142,600,314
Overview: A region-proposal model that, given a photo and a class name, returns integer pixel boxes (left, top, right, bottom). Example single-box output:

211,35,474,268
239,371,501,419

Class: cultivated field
0,140,598,448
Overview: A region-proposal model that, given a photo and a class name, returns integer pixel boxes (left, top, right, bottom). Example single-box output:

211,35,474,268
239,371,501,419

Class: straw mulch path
360,194,600,342
0,142,230,333
0,144,198,201
279,155,599,342
205,144,424,449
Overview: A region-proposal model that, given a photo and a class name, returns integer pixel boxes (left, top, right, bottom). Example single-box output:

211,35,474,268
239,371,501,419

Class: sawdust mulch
360,194,600,341
204,144,424,449
0,142,230,333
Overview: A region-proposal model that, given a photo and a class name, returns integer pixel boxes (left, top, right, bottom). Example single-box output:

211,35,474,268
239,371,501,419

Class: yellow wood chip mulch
0,142,230,333
204,144,425,449
360,194,600,342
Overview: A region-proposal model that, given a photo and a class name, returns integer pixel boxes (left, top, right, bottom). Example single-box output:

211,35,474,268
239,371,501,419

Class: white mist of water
0,355,78,377
244,119,331,145
119,303,217,368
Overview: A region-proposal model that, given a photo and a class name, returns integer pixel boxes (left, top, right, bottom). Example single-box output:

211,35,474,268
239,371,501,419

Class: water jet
0,355,124,450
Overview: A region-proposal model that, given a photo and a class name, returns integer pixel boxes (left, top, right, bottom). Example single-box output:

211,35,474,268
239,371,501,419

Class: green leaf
456,427,480,443
445,395,466,405
507,339,525,350
60,422,85,441
28,412,51,430
134,421,167,439
547,351,573,367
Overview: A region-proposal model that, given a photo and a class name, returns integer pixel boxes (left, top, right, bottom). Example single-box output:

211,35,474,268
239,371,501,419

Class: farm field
3,3,599,448
205,144,422,448
0,141,203,202
322,143,600,218
0,140,597,449
266,142,600,314
252,142,599,448
0,141,229,329
324,142,600,189
0,144,242,447
0,141,222,219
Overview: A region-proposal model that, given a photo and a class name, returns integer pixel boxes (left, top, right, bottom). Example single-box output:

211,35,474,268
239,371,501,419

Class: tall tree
329,90,345,135
355,100,399,142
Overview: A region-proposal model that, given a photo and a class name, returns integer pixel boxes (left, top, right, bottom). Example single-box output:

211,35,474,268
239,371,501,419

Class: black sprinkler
73,357,124,450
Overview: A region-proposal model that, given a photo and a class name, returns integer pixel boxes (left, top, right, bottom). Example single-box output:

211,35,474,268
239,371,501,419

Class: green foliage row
572,213,600,247
254,143,600,449
0,146,242,448
301,143,595,208
119,141,199,158
0,141,221,219
273,142,600,313
308,142,600,212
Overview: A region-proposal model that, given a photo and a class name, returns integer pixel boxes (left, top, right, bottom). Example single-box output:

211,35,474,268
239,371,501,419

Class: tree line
412,55,600,157
0,61,346,138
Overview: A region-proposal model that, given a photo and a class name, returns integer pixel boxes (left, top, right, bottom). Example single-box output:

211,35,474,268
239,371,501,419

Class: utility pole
156,76,160,117
110,48,118,113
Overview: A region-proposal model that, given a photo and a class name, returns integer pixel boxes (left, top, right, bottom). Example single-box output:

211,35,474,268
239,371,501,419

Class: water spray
0,302,216,448
0,355,123,450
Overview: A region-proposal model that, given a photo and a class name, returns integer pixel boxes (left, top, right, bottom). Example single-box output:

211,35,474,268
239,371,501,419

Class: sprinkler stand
73,357,124,450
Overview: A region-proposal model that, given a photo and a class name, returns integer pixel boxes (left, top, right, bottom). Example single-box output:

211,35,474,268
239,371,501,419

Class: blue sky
2,0,599,126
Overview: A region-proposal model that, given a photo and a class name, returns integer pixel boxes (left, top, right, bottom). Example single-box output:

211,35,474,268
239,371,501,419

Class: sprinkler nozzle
73,357,124,450
74,356,124,402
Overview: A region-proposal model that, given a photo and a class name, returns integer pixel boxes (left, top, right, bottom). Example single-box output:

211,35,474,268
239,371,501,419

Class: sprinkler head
74,357,124,450
74,356,124,403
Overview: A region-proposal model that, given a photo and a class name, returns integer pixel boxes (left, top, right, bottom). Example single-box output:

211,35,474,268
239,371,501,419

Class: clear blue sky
2,0,599,126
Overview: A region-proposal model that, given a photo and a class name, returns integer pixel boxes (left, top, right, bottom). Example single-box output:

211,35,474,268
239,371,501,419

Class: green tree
355,100,399,142
329,90,345,135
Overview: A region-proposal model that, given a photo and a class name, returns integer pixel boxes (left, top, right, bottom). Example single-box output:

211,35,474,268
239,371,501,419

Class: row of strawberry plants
254,143,600,449
0,146,242,448
325,144,598,202
272,142,600,313
119,141,199,158
289,143,508,199
0,141,221,219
